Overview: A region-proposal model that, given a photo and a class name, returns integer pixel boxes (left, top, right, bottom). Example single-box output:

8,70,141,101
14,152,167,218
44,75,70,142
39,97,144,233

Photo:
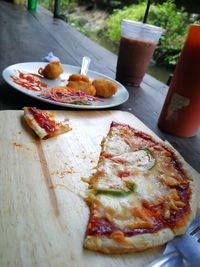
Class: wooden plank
33,6,117,78
0,2,75,71
0,110,200,267
0,1,199,174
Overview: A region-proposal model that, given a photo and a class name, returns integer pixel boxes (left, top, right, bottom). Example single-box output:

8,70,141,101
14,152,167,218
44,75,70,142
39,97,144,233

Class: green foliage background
106,0,197,66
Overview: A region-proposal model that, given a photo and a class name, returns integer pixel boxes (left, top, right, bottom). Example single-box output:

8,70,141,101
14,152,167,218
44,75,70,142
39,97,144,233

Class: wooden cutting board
0,110,199,267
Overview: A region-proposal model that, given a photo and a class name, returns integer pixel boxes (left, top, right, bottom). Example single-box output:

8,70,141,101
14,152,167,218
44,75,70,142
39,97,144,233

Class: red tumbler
158,24,200,137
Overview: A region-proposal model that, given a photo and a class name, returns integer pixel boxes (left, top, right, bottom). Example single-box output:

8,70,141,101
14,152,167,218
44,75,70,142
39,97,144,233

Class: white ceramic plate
2,62,129,109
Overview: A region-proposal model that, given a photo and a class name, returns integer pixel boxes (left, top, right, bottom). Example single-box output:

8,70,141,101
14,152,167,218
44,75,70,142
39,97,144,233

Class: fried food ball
92,79,118,98
38,61,64,80
68,74,90,83
67,81,96,96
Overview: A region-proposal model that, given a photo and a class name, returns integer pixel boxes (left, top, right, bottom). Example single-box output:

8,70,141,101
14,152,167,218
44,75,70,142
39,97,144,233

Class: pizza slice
83,122,197,253
23,107,71,139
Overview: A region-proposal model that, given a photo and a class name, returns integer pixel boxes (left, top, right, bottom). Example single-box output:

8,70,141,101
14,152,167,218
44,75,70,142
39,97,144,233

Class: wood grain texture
0,110,199,267
0,1,199,172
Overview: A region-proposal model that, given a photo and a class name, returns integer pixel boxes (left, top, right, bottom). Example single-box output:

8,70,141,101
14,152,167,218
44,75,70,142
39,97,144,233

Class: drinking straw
143,0,151,23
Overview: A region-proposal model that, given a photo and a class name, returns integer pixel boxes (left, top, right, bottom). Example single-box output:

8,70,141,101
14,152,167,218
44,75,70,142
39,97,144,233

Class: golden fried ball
39,61,64,80
68,74,90,83
92,79,118,98
67,81,96,96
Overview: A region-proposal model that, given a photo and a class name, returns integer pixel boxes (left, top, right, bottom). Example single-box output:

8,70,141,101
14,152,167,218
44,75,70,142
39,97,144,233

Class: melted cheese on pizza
85,122,191,241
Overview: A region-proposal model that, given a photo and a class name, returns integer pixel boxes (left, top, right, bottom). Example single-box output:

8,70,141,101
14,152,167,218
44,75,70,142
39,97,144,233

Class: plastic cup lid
122,19,163,34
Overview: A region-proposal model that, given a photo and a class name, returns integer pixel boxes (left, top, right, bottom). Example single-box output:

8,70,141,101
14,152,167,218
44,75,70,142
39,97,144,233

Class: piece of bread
92,79,118,98
23,107,71,139
38,61,64,80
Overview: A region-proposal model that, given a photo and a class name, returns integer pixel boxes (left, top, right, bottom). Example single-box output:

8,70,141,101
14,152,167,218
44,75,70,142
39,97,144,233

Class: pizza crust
84,122,199,254
84,171,198,254
163,141,199,234
84,228,174,254
84,166,199,254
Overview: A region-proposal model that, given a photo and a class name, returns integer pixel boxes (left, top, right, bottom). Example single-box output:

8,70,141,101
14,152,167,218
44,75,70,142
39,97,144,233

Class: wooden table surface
0,0,199,172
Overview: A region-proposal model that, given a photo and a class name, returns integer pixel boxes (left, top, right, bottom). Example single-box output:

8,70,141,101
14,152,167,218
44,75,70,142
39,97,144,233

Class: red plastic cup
158,24,200,137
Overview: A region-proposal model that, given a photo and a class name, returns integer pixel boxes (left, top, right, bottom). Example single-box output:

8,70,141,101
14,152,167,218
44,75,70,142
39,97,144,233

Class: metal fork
146,215,200,267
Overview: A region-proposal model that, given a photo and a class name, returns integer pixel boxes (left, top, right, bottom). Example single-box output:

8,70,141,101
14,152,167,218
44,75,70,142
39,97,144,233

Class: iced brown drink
116,37,156,86
116,20,163,87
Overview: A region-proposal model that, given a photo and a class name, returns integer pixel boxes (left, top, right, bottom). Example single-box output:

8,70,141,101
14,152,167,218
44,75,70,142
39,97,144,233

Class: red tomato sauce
28,107,57,134
102,153,127,164
87,187,191,237
86,214,165,237
87,216,115,236
118,171,131,178
11,71,48,92
102,153,113,159
87,178,191,237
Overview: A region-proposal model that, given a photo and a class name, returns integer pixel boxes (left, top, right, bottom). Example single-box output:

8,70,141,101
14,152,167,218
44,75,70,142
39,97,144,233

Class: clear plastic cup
116,20,163,87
